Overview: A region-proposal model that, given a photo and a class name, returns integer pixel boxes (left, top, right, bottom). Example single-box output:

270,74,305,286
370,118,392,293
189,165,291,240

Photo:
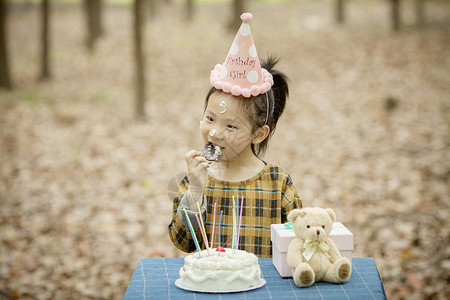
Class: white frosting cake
179,248,261,291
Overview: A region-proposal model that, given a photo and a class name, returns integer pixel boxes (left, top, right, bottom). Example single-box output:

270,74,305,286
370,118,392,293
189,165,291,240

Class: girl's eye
226,124,237,130
206,116,213,122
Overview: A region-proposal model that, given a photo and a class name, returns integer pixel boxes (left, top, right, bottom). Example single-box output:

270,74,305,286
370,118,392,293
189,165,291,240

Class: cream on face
219,100,227,114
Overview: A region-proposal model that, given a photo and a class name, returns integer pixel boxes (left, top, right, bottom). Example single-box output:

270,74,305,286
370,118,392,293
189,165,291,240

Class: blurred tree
134,0,146,120
0,0,12,89
391,0,401,31
336,0,345,24
415,0,425,28
229,0,245,31
186,0,193,21
40,0,50,80
333,0,426,31
146,0,158,21
85,0,103,51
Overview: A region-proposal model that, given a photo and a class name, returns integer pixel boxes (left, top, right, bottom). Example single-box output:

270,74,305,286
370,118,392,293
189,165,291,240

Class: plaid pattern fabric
168,162,302,258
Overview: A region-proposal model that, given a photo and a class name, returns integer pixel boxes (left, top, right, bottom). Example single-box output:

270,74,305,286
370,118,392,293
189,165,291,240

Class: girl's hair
204,56,289,158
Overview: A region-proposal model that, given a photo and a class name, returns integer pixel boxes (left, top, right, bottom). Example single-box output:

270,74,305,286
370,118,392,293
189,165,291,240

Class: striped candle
236,195,244,250
183,207,201,257
218,210,223,256
235,196,239,251
232,198,236,252
195,214,210,256
210,202,217,249
196,202,209,253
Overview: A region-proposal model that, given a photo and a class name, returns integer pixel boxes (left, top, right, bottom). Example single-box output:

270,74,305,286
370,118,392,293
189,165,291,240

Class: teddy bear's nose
316,230,320,235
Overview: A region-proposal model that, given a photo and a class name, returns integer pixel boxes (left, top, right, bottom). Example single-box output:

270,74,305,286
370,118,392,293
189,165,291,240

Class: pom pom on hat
240,13,252,23
209,12,273,98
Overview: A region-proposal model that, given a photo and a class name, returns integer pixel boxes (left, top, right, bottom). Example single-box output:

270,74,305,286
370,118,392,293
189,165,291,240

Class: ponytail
262,56,289,134
251,56,289,157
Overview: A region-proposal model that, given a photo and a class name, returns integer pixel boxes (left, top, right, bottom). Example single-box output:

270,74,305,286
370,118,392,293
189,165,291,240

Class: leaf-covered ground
1,0,449,299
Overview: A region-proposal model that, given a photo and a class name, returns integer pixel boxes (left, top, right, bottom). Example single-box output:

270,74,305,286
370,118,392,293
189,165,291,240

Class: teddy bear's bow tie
302,239,331,261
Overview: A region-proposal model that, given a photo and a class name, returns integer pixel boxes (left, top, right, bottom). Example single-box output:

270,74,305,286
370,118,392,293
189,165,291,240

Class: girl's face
201,93,255,162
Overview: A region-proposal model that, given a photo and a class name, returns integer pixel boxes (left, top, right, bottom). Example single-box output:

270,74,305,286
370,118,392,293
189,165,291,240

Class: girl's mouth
202,142,222,161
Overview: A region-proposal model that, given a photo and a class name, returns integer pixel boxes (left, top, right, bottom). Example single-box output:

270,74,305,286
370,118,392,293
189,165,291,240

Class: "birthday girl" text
226,56,256,68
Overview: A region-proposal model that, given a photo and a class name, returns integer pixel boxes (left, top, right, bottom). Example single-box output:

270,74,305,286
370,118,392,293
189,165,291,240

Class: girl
168,13,302,257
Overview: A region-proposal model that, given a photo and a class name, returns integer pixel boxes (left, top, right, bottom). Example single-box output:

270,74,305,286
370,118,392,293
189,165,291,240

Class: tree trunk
415,0,425,29
391,0,401,31
186,0,193,21
229,0,244,31
0,0,12,89
94,0,103,36
85,0,103,51
134,0,146,120
40,0,50,80
147,0,158,21
336,0,345,24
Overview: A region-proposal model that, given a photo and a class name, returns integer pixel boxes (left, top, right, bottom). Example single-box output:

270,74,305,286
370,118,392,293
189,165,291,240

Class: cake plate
175,278,266,293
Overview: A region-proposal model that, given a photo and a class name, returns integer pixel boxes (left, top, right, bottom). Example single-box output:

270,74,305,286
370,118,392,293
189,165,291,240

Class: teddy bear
287,207,352,288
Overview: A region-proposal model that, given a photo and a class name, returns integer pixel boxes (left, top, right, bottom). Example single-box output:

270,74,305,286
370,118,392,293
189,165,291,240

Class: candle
235,197,239,251
183,207,201,257
232,197,236,252
218,210,223,256
196,202,209,252
236,195,244,250
195,214,210,256
210,202,217,249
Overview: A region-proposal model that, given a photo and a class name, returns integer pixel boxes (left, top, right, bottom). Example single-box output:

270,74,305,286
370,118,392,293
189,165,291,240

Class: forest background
0,0,449,299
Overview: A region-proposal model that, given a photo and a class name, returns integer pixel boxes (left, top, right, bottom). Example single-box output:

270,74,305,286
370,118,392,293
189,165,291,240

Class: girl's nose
209,129,216,137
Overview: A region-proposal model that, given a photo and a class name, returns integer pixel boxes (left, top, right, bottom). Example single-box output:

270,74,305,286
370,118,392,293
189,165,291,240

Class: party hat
210,13,274,98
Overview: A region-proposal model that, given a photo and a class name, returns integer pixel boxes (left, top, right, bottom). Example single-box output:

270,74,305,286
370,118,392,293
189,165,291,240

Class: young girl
168,13,302,257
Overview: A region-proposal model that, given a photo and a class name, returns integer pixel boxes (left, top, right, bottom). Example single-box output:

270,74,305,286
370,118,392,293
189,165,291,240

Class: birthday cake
179,248,261,291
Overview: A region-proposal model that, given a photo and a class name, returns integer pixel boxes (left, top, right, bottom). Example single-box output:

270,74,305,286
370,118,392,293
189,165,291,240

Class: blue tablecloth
123,257,387,300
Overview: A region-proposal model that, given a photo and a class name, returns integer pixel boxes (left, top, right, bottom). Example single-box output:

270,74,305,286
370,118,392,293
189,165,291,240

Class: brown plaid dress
168,162,302,258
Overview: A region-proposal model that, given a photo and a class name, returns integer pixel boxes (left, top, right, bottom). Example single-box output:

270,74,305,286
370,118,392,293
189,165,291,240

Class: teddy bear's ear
325,208,336,223
287,209,307,223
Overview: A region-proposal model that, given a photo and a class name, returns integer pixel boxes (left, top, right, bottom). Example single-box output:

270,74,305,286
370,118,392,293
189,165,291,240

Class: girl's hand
185,150,210,188
185,150,210,210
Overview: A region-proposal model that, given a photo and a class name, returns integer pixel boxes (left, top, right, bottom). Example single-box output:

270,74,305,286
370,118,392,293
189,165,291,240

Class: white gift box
270,222,353,277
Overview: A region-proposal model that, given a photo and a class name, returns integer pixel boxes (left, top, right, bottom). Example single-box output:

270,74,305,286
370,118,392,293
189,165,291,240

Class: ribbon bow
284,222,293,230
302,239,331,261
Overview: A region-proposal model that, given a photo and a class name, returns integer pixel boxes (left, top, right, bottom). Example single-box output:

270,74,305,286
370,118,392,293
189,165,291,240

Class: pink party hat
210,13,274,98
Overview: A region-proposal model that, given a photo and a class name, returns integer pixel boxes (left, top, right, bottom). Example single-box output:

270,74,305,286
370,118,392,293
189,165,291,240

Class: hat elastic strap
264,92,269,126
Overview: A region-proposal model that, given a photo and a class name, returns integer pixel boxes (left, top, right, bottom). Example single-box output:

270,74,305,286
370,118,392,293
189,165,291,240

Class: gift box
270,222,353,277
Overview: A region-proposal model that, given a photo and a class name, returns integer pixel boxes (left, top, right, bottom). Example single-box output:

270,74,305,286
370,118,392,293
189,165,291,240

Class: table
123,258,387,299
